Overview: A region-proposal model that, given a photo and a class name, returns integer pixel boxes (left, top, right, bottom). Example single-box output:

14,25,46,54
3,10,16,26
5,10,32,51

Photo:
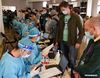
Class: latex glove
30,67,40,77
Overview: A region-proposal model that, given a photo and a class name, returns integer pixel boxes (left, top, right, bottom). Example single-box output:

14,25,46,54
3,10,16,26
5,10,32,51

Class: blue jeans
60,41,76,68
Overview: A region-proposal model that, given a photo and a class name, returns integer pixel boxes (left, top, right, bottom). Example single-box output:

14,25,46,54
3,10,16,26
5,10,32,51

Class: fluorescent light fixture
43,1,47,7
71,0,76,1
27,0,50,2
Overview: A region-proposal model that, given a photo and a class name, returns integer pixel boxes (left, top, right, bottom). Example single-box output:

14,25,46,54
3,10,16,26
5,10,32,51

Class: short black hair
9,43,20,52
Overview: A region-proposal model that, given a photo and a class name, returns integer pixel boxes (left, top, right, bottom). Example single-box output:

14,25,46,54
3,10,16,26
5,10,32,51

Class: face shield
29,33,41,42
18,43,33,58
20,49,31,58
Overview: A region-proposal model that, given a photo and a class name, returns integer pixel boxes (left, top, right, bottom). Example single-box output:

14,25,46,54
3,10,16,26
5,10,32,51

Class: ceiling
27,0,50,2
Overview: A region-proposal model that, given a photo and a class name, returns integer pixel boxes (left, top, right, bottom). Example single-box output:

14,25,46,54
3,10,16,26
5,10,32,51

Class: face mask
22,54,31,58
36,37,40,42
42,11,46,14
85,32,94,39
62,11,68,15
44,11,47,14
46,18,48,21
20,49,31,58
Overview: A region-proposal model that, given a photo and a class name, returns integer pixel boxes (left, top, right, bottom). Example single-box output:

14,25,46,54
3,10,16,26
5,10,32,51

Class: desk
40,59,70,78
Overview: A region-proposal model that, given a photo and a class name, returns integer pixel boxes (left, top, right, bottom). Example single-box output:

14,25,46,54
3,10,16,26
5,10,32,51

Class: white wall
0,0,4,33
2,0,28,10
87,0,92,17
32,0,62,10
91,0,98,16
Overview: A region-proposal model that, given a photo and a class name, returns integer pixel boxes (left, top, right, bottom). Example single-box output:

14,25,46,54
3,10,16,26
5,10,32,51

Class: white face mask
46,18,49,21
42,11,46,14
36,37,40,42
20,49,31,58
22,54,31,58
62,11,68,15
85,32,94,39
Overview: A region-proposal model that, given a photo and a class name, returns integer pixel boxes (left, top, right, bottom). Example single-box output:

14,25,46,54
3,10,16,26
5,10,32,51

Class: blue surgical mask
85,32,94,39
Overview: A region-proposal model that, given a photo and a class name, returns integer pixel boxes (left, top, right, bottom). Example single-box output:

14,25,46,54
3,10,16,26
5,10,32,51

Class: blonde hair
89,16,100,28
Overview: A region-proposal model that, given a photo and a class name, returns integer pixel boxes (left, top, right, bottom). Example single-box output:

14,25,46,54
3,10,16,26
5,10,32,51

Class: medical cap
29,27,40,37
18,42,33,51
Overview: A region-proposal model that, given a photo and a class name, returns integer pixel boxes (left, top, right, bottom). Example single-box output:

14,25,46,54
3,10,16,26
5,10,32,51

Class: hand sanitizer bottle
55,50,60,64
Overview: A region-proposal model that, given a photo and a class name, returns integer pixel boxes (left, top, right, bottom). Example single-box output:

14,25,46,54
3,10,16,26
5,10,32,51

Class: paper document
30,62,42,72
39,67,62,78
42,44,54,56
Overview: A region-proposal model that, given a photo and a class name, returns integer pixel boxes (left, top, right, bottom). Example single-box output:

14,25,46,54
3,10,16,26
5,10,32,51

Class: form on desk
39,54,68,78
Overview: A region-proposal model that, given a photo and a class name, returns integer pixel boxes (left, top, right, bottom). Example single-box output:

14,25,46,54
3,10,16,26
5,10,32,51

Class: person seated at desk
72,16,100,78
0,42,39,78
19,27,42,65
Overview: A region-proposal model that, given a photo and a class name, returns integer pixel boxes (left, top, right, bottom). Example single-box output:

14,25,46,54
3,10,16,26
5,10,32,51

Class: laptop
39,54,68,78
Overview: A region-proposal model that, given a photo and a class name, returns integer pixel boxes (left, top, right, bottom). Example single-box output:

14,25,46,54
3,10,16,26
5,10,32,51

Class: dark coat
75,39,100,77
56,13,84,46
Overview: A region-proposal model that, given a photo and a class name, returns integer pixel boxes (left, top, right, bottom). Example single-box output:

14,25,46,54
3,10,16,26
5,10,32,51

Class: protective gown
0,51,31,78
19,36,42,65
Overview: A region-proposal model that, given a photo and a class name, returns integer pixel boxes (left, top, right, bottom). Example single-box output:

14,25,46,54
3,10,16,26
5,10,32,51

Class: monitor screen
59,55,68,72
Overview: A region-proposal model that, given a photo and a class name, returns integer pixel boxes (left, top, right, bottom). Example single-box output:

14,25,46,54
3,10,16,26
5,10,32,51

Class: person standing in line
55,1,84,69
73,16,100,78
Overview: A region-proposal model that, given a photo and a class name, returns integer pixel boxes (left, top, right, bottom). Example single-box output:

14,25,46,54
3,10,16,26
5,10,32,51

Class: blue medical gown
19,37,42,65
12,19,29,37
20,23,29,37
0,52,31,78
28,22,35,31
28,43,42,64
12,19,22,35
3,16,7,24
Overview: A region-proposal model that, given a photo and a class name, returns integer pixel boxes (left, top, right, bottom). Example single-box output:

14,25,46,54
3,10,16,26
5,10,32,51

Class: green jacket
56,13,84,45
75,39,100,78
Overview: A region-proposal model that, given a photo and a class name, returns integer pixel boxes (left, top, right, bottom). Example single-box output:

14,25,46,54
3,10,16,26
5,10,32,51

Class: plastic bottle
41,55,45,64
40,31,44,39
55,50,60,64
